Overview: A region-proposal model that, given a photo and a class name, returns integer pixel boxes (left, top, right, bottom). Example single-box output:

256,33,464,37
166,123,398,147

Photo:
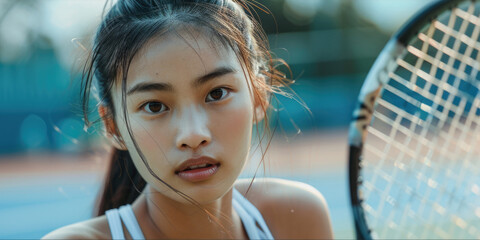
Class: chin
185,180,235,204
148,168,239,205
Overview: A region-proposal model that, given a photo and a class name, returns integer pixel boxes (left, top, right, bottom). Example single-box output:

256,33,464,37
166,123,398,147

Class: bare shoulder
235,178,334,239
42,215,110,240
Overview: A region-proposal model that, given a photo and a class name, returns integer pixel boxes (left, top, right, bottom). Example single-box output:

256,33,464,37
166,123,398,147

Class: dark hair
80,0,292,217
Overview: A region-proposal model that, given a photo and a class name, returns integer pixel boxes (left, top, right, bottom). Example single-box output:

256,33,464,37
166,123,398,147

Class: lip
175,156,220,182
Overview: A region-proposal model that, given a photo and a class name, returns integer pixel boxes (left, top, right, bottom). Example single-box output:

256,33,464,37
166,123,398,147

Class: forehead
123,29,242,87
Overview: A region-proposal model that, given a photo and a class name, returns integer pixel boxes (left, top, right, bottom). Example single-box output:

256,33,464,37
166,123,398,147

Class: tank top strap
233,188,274,239
105,208,126,240
118,204,146,240
233,198,261,239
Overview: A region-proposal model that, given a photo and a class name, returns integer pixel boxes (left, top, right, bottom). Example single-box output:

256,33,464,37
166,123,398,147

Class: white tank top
105,188,274,239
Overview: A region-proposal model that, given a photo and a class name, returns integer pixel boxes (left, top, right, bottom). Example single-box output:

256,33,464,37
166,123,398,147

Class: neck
133,185,246,239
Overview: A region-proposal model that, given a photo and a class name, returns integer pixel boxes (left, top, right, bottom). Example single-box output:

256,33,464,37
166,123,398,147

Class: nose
175,106,211,150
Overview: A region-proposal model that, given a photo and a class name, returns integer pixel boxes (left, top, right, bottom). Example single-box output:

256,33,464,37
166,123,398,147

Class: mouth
175,157,221,182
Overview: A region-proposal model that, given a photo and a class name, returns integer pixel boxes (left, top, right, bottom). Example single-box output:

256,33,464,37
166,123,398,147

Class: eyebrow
127,66,237,96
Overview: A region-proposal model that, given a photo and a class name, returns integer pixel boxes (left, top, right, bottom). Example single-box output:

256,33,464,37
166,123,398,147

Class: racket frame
348,0,469,239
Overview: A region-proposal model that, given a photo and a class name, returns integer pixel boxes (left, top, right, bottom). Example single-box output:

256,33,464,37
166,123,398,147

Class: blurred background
0,0,436,238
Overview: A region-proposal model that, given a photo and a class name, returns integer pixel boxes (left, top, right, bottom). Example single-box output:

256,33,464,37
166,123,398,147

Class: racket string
361,1,480,238
413,5,479,235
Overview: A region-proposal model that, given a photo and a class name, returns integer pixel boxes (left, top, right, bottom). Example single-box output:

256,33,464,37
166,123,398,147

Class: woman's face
110,31,261,204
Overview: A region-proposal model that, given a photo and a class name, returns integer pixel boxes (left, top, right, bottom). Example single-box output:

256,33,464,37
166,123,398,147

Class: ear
98,105,127,150
253,75,270,124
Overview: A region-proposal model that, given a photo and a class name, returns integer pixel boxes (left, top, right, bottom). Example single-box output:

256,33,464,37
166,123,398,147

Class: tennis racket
349,0,480,239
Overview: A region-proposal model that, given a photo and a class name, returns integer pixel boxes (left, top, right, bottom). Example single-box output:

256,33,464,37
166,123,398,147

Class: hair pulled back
81,0,291,216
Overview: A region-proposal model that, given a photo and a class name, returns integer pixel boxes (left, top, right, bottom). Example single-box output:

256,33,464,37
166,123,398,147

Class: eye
141,101,169,114
206,87,230,102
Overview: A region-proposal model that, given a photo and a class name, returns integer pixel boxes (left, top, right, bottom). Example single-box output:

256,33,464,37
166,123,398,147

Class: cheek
133,121,175,165
118,119,176,193
129,121,168,152
118,117,173,172
214,96,254,154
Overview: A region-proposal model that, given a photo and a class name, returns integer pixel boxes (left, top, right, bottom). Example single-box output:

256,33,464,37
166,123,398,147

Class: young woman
43,0,333,239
